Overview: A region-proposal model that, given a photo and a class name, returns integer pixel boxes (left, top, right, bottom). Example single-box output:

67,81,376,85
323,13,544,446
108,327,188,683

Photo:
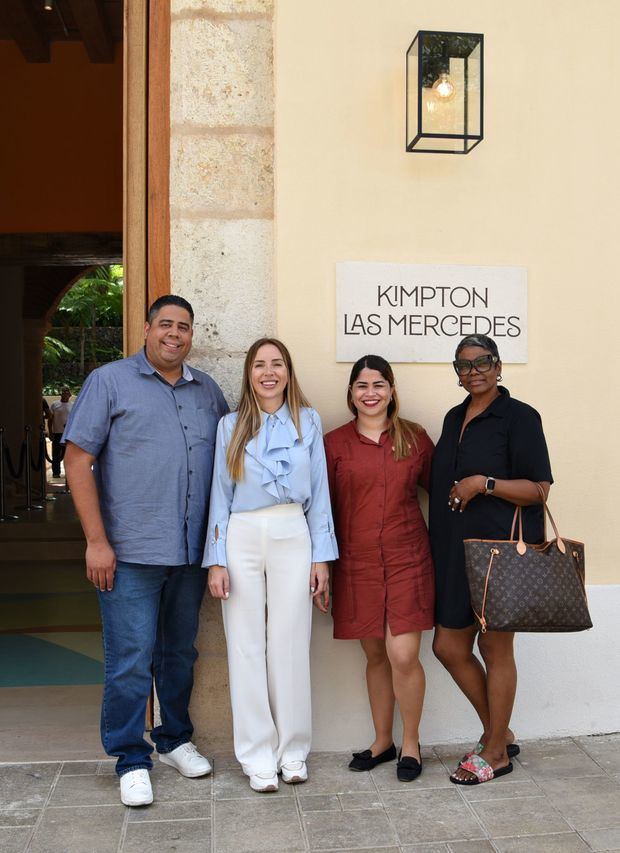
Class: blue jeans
97,561,207,776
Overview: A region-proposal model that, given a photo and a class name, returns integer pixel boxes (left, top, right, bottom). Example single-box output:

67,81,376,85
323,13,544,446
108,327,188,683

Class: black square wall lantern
406,30,483,154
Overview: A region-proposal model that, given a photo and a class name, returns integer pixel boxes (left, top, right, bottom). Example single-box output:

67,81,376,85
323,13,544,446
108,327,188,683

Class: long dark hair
347,355,422,460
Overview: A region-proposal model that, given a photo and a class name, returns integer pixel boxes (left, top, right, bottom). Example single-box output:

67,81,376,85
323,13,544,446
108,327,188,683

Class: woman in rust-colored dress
324,355,434,782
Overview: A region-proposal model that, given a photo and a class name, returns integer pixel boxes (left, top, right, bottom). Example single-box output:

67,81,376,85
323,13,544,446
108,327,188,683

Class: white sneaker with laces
159,742,212,778
120,769,153,806
280,760,308,784
249,771,279,792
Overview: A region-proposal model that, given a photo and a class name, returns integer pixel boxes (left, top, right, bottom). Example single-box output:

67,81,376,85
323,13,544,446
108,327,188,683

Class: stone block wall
170,0,274,407
169,0,275,748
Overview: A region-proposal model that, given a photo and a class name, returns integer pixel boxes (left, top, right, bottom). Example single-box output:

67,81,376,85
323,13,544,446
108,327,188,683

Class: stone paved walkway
1,735,619,852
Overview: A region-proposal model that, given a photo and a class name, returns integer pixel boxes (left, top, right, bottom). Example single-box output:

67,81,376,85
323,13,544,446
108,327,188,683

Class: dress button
189,470,193,475
178,405,183,410
189,446,192,451
184,425,188,430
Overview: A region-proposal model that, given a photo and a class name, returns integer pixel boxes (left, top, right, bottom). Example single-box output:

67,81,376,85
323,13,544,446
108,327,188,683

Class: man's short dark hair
148,295,195,324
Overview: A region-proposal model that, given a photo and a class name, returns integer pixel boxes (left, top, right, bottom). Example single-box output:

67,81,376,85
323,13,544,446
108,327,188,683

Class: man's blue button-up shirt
63,349,228,566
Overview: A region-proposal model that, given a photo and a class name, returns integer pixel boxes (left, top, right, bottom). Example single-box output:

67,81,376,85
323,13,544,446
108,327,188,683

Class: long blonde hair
347,354,422,460
227,338,311,481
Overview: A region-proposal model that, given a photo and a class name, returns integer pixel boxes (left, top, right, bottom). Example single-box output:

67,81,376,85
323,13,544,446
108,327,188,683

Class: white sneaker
249,771,279,792
280,760,308,784
159,742,212,778
120,769,153,806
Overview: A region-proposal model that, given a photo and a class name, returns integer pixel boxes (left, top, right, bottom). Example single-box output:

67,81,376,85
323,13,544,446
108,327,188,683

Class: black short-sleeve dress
429,387,553,629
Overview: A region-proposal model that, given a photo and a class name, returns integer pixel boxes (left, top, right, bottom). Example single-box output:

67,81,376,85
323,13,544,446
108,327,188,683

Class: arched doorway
0,0,170,759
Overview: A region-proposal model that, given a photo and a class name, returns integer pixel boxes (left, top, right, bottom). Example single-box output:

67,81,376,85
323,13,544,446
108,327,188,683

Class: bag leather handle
535,482,548,542
475,484,570,632
535,482,566,554
509,483,566,555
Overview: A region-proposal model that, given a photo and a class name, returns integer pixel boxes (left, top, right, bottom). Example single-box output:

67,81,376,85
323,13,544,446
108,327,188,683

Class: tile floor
1,735,619,852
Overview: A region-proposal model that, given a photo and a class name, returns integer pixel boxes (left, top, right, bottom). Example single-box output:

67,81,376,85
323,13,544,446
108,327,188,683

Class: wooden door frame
124,0,170,356
123,0,172,728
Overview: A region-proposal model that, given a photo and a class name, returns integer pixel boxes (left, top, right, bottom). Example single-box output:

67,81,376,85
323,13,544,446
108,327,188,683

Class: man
64,295,228,806
49,387,73,477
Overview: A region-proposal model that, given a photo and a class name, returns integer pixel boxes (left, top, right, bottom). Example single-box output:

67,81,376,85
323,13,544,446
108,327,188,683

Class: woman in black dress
429,335,552,785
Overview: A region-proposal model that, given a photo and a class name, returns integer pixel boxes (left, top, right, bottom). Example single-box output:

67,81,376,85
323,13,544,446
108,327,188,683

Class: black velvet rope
3,441,26,480
30,436,44,473
1,428,66,479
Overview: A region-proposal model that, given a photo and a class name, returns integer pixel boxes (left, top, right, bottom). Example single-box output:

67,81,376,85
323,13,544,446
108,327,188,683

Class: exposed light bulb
43,0,54,10
432,72,456,101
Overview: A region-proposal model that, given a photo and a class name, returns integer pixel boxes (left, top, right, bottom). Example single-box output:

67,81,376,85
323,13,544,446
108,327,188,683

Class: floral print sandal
450,754,513,785
460,740,520,765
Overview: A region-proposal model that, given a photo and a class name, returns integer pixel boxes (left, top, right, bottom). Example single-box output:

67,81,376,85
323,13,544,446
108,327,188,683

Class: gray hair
455,334,500,360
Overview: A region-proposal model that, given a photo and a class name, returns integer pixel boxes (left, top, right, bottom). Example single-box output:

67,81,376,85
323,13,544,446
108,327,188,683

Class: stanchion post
0,427,19,522
16,426,44,511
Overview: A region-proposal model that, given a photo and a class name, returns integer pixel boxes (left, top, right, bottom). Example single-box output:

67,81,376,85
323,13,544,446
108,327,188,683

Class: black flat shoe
348,743,396,772
396,747,422,782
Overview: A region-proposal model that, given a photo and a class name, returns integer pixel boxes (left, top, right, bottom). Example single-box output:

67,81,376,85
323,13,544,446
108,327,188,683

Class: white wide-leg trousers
223,503,313,776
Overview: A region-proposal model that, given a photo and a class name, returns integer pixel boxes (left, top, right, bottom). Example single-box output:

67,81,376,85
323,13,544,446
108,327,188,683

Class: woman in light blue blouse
204,337,338,793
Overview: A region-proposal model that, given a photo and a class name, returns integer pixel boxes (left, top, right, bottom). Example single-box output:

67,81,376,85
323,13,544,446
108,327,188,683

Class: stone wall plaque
336,261,527,362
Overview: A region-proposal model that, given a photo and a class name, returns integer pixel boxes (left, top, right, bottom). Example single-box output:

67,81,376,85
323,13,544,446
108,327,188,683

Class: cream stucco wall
275,0,619,587
170,0,620,750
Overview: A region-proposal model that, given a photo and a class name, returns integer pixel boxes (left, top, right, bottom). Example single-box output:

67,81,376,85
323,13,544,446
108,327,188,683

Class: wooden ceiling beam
2,0,50,63
66,0,114,62
0,233,122,266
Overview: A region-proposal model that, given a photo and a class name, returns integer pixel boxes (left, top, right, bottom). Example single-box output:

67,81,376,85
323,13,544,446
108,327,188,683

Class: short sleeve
62,369,113,457
508,405,553,483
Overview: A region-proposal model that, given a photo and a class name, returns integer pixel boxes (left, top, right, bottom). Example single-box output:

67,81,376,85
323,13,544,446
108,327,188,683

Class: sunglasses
452,354,499,376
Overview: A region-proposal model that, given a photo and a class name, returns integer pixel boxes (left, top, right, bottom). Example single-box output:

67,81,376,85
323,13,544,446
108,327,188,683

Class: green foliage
43,335,75,365
52,264,123,329
43,265,124,391
49,264,124,379
42,379,82,396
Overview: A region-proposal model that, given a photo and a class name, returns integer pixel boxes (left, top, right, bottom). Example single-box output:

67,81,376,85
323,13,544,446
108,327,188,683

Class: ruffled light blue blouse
203,402,338,567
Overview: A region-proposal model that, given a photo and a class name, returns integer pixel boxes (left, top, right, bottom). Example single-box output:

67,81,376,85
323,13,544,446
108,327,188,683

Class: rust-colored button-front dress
324,421,435,639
